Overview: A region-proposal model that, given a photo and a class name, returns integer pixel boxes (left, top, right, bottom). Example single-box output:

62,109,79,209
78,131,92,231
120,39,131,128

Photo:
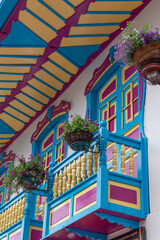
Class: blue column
42,170,54,238
97,120,109,209
21,193,31,240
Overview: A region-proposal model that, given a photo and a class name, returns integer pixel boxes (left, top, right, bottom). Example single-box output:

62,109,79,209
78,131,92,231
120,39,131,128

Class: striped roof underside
0,0,150,153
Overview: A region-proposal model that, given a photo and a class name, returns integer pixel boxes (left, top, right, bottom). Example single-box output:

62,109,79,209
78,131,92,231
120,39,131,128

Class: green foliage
63,114,99,135
3,154,45,193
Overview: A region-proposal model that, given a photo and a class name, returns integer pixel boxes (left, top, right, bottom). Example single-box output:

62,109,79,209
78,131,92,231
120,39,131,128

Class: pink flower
5,164,8,168
42,162,45,165
36,152,39,155
16,155,19,158
28,157,31,160
39,180,43,183
34,162,37,165
11,172,13,175
70,114,73,118
43,170,45,173
84,124,88,128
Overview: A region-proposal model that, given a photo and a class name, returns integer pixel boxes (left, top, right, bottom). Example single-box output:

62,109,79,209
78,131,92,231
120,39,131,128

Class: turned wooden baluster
21,197,25,219
121,144,125,174
63,167,67,193
72,160,77,187
77,156,81,184
58,170,63,196
129,147,134,177
112,143,117,172
17,200,21,222
35,195,40,220
10,205,14,225
1,212,5,231
87,149,92,177
82,153,87,181
42,197,46,220
0,213,2,232
93,145,98,174
67,163,72,190
8,207,11,228
14,202,18,223
53,173,58,198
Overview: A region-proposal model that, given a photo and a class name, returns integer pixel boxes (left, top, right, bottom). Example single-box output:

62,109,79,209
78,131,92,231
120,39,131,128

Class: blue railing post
42,169,54,238
97,120,109,208
21,193,31,240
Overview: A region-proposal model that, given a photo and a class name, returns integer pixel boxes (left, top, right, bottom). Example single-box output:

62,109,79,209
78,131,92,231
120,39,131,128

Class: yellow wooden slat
67,0,84,7
0,57,37,65
0,66,30,73
19,10,57,43
0,113,24,132
60,36,109,47
0,97,6,102
0,48,45,56
27,0,65,30
0,75,23,81
10,100,36,117
88,1,142,12
42,62,71,83
0,139,9,143
69,25,120,35
78,14,130,24
22,86,49,104
0,134,14,138
35,69,64,89
48,52,78,75
0,83,17,88
5,106,30,123
0,90,11,95
16,93,43,111
42,0,75,19
29,78,56,98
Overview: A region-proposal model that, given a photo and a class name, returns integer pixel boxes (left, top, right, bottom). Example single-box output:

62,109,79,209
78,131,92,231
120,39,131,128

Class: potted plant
3,154,45,193
64,114,99,151
113,21,160,85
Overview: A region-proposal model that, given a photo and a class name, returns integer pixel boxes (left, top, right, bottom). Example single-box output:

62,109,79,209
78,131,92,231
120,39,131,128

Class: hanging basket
64,131,93,151
133,42,160,85
22,175,38,190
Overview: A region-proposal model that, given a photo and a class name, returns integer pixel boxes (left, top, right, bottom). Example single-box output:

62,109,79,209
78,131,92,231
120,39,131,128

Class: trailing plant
3,154,45,193
113,21,160,65
63,114,99,136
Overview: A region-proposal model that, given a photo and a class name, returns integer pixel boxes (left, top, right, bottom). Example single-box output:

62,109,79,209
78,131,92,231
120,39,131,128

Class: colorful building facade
0,0,159,239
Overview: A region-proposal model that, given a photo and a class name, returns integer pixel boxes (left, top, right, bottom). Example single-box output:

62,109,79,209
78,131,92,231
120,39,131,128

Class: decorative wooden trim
1,151,15,166
31,100,71,143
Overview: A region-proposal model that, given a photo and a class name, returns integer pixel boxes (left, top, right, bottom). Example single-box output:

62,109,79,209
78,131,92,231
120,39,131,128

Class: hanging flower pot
133,42,160,84
3,154,45,193
64,114,99,151
65,131,93,151
113,21,160,85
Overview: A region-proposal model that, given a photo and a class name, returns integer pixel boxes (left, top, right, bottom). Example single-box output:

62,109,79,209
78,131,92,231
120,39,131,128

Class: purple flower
40,165,42,167
39,180,43,183
42,162,45,165
43,170,45,173
5,164,8,168
70,114,73,118
34,162,37,165
16,155,19,158
11,172,13,175
36,152,39,155
88,119,92,122
84,124,88,128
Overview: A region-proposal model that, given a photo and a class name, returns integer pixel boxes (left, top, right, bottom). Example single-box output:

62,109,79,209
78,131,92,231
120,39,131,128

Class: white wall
6,0,160,238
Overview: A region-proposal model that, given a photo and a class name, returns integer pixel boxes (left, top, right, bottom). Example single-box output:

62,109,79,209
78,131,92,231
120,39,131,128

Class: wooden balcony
42,121,149,240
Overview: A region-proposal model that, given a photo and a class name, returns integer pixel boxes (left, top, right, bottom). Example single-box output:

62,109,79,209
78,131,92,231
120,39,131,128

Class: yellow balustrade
112,142,117,172
121,144,125,174
58,170,63,196
87,149,92,177
0,196,25,233
129,147,134,177
53,173,58,198
35,195,40,220
77,156,81,184
82,152,87,181
63,167,67,193
67,163,72,190
72,160,77,187
93,145,98,174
